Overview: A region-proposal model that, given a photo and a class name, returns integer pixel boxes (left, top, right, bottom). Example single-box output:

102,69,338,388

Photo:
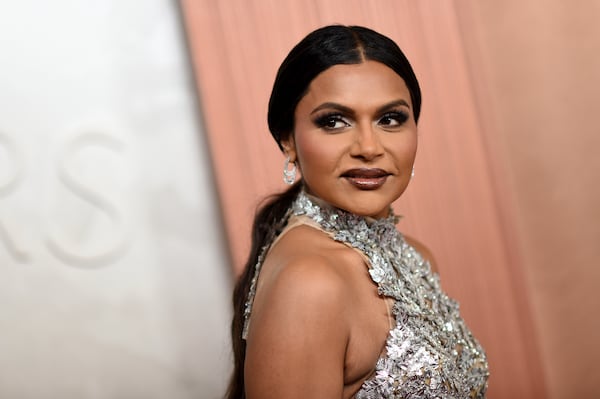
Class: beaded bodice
243,191,489,398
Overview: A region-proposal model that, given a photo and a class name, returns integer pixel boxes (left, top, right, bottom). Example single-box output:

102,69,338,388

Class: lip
341,168,390,190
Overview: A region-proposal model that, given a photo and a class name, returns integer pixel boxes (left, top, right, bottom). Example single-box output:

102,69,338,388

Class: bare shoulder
255,224,356,317
403,234,439,274
244,225,353,397
265,245,349,309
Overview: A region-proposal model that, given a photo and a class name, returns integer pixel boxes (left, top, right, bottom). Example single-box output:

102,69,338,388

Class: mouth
341,168,390,190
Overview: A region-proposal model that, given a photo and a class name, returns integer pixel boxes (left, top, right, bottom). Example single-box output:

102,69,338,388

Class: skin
244,61,437,398
285,60,418,219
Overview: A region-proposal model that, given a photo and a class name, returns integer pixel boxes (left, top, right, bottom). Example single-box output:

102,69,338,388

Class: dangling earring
283,156,297,185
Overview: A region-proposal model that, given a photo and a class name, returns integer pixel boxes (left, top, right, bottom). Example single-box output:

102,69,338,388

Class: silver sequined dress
243,191,489,398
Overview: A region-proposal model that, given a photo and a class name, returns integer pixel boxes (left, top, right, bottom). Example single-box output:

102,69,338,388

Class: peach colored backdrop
456,2,600,398
181,0,599,397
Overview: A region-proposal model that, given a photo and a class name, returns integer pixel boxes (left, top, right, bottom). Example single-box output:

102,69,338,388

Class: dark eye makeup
312,108,410,131
378,110,409,127
313,113,350,130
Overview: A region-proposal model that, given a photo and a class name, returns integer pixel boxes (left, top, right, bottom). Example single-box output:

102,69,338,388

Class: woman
226,25,489,398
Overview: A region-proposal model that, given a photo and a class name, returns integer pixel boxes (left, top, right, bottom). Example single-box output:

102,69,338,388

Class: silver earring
283,156,297,185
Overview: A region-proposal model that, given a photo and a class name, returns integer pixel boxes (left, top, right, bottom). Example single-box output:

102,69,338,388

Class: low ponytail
225,181,302,399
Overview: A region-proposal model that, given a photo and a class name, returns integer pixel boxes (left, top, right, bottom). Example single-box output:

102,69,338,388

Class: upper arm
404,234,439,274
244,256,349,399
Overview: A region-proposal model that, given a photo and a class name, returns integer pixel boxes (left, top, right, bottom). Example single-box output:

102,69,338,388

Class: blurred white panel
0,1,231,398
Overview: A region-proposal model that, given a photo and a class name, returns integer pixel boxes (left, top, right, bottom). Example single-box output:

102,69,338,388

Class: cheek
388,134,418,165
406,138,418,160
295,133,336,173
406,129,419,154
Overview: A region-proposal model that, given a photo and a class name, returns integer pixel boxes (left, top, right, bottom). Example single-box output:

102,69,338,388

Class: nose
350,124,384,161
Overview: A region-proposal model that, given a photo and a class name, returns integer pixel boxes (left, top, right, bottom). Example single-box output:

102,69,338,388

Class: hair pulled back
268,24,421,150
226,25,421,399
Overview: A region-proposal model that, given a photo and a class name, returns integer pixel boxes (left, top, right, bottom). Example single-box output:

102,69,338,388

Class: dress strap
242,215,321,340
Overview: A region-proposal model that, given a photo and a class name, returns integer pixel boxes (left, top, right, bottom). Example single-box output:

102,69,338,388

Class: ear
281,135,297,162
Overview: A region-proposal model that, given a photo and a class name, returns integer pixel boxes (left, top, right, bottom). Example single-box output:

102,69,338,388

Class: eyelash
313,113,350,130
313,110,409,131
379,111,409,127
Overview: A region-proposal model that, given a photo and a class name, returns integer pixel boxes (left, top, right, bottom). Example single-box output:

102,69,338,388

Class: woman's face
283,60,418,219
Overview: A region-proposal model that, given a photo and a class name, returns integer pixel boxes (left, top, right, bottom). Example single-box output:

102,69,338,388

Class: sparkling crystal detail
242,190,489,397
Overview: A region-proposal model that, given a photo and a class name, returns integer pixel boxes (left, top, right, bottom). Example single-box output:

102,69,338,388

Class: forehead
301,61,412,109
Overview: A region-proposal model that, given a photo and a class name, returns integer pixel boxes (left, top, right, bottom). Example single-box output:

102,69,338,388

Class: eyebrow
310,99,411,116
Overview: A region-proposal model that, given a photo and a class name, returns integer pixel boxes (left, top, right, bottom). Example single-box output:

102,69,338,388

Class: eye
378,111,409,128
313,113,351,131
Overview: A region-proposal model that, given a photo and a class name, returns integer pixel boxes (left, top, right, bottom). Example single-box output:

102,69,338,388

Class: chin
349,193,401,219
306,184,400,218
339,200,391,219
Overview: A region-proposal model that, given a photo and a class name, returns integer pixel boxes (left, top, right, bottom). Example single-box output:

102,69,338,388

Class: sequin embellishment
243,191,489,398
